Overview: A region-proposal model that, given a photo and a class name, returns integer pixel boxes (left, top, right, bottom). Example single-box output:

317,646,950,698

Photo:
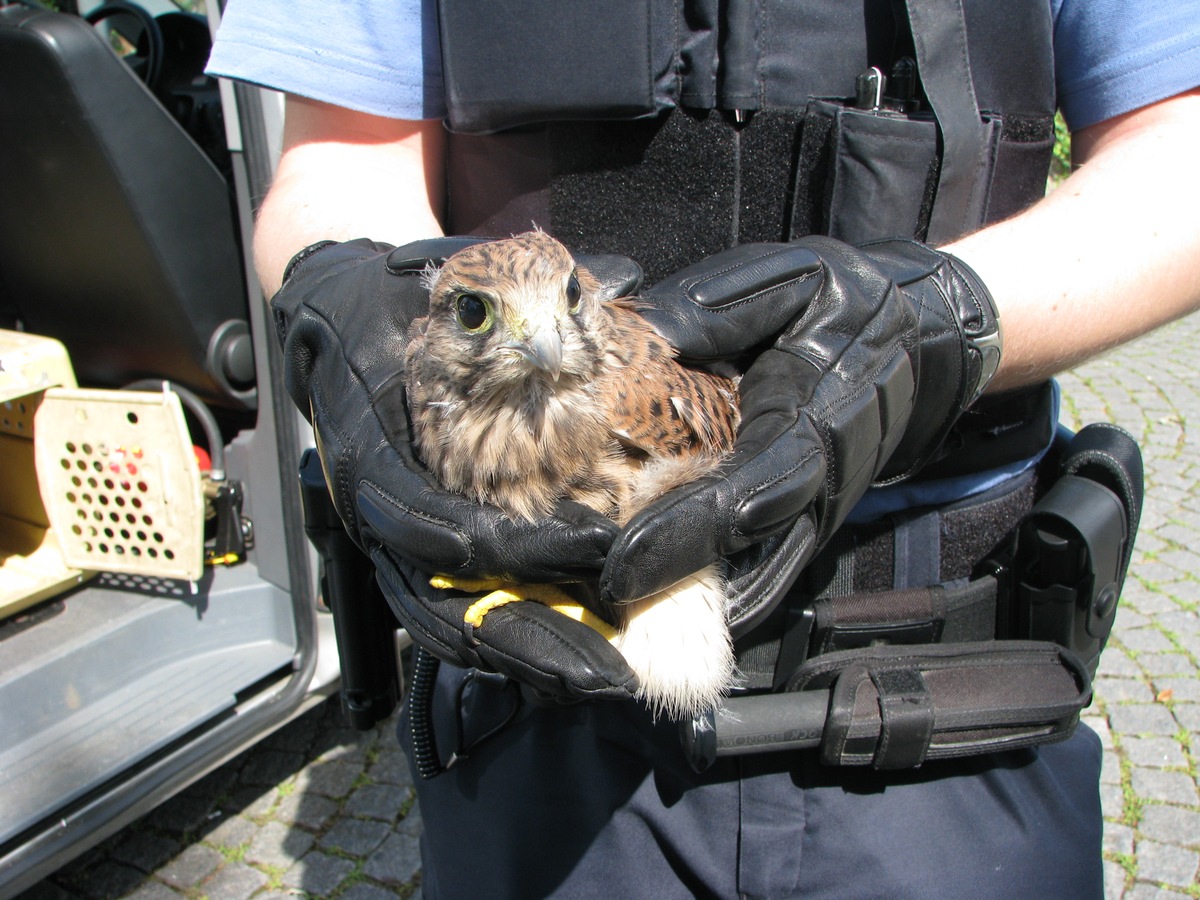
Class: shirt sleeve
205,0,446,120
1052,0,1200,131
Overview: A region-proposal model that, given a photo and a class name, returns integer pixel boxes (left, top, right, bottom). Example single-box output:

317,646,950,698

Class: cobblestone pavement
19,312,1200,899
1059,312,1200,899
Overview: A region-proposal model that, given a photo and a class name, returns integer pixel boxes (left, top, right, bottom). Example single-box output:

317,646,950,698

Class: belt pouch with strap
787,640,1091,769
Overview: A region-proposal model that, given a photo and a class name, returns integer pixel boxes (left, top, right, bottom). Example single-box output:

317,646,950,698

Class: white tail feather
611,563,734,720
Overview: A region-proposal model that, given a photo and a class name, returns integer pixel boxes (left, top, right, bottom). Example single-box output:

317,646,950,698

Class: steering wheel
85,0,164,95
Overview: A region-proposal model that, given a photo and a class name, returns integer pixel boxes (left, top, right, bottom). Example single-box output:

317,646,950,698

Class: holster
683,418,1143,772
298,448,400,730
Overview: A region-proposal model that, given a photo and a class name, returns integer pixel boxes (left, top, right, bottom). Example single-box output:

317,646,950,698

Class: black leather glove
598,236,1001,636
271,237,642,700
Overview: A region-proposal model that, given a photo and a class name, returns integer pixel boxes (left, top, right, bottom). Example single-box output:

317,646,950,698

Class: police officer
210,2,1200,896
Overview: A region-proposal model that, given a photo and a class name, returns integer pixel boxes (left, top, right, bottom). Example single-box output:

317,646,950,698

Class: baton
680,689,830,772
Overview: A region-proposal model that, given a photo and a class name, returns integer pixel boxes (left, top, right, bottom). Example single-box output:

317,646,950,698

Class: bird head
422,231,606,393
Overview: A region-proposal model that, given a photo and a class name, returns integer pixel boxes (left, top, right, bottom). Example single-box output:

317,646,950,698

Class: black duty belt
682,421,1143,772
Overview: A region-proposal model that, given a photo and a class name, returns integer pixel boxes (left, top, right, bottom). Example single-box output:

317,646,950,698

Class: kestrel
404,230,741,718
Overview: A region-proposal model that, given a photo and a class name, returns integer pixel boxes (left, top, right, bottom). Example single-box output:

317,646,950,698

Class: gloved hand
599,236,1002,636
271,237,643,700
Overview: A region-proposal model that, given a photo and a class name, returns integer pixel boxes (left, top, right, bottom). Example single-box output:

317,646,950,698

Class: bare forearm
252,97,445,297
945,90,1200,392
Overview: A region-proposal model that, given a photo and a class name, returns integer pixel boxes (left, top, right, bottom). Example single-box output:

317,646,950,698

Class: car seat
0,3,255,408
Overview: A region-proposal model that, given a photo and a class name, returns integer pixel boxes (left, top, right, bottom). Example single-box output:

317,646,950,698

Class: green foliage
1048,110,1072,189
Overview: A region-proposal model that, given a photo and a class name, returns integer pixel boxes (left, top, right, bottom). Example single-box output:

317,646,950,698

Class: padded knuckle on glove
473,603,638,700
600,483,727,605
640,244,825,360
384,236,487,273
728,441,825,542
674,243,822,310
358,481,474,573
573,253,644,302
820,383,889,485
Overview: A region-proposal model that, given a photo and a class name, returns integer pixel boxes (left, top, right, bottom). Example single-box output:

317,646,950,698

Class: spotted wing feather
601,300,739,461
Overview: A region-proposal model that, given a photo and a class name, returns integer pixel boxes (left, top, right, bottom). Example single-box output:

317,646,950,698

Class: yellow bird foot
429,575,617,642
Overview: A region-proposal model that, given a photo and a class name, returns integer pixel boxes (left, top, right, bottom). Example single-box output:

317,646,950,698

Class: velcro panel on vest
547,110,801,284
983,114,1057,226
789,641,1090,769
827,460,1040,594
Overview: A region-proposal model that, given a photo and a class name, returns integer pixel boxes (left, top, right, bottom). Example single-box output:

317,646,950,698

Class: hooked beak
503,328,563,381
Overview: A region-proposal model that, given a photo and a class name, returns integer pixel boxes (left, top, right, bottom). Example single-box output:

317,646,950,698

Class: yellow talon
545,598,619,642
433,575,618,642
463,589,525,627
429,574,507,592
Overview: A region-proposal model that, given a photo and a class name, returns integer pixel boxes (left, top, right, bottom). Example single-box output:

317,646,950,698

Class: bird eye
455,293,492,332
566,271,582,312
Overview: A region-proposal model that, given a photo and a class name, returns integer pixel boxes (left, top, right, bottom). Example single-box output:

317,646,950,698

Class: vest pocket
791,100,1007,246
438,0,674,134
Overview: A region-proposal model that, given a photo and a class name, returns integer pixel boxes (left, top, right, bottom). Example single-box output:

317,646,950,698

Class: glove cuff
280,239,341,287
939,251,1002,407
862,239,1003,483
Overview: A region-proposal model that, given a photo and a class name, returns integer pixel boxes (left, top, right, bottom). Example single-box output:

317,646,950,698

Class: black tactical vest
436,0,1056,283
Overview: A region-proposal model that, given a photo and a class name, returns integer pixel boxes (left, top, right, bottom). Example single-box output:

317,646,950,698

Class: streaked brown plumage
404,230,740,718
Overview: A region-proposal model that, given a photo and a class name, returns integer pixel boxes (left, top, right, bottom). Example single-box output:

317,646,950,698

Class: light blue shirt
206,0,443,119
1051,0,1200,129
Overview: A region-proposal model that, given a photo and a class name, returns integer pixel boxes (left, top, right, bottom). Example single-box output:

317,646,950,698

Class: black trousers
400,662,1103,899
